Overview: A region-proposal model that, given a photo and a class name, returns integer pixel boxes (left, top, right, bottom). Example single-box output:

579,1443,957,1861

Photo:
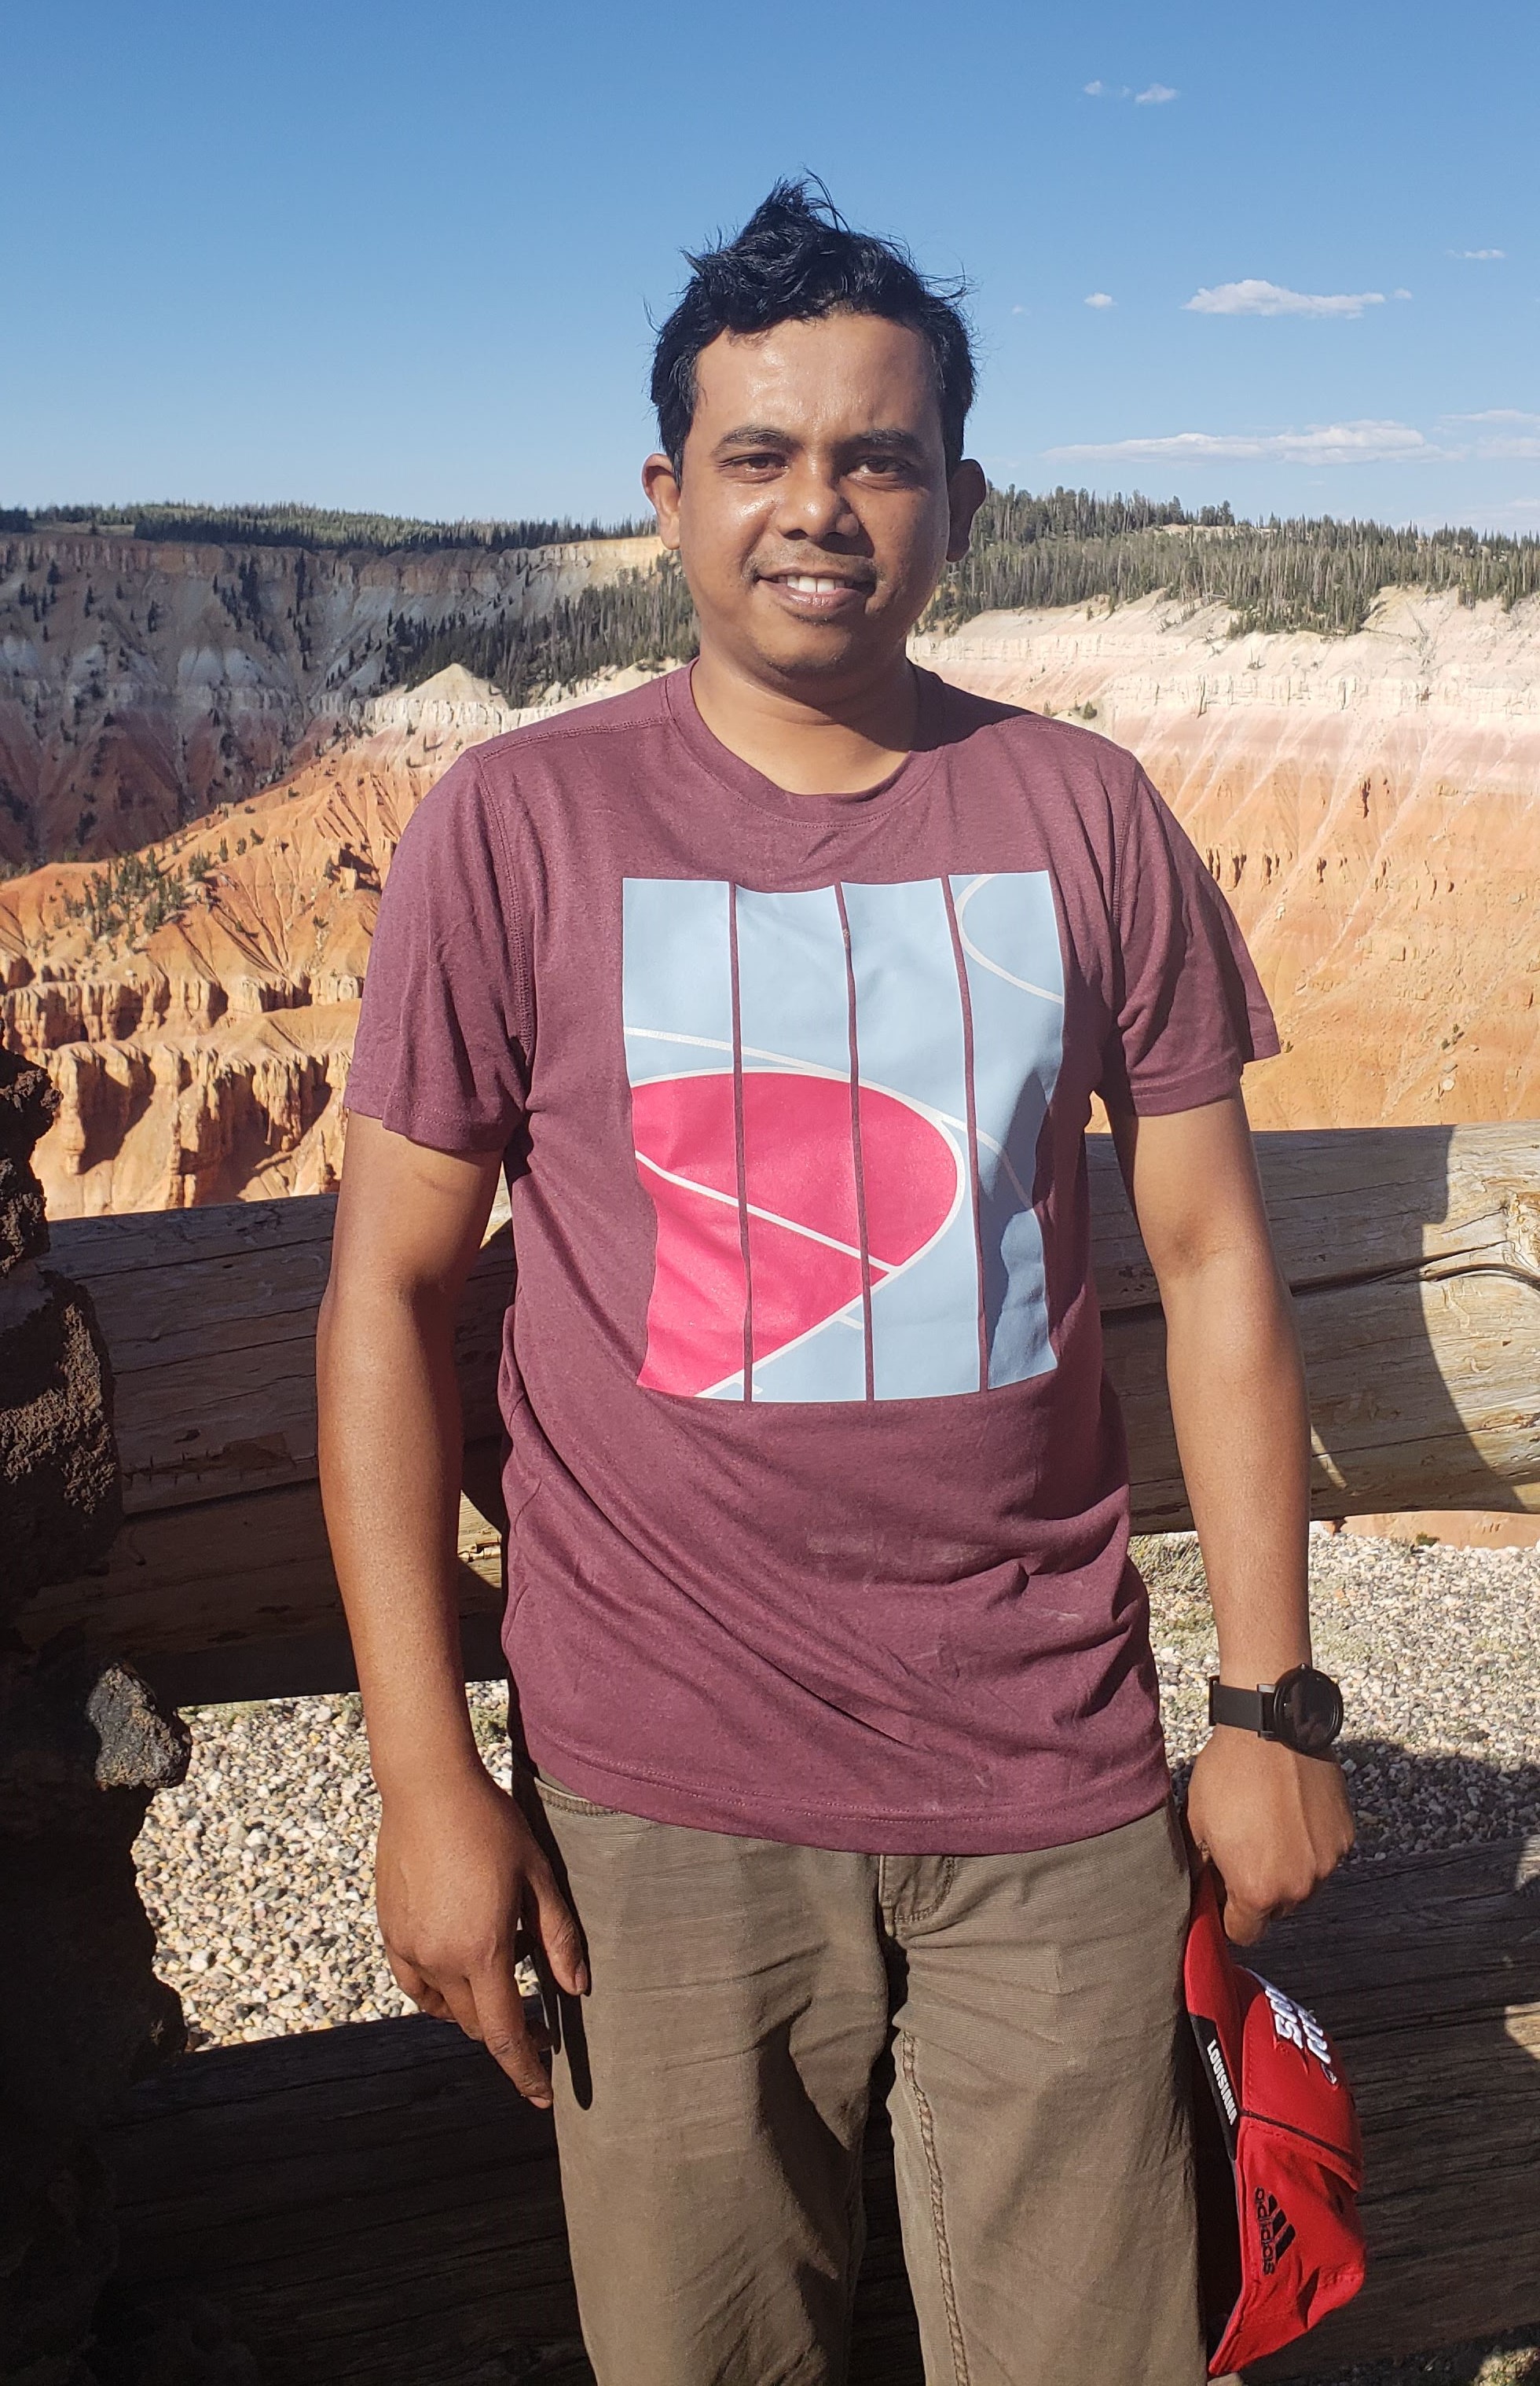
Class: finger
387,1954,450,2020
527,1859,589,1997
437,1975,488,2041
387,1951,431,2003
1220,1896,1269,1947
471,1960,556,2106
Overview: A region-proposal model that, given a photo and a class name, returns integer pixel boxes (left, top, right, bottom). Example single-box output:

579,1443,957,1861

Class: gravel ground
1146,1525,1540,1859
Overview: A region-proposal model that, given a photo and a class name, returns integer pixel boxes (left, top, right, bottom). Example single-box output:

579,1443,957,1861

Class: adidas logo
1254,2186,1297,2274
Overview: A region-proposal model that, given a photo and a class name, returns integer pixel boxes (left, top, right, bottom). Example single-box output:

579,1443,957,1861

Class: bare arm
317,1111,585,2101
1109,1092,1353,1941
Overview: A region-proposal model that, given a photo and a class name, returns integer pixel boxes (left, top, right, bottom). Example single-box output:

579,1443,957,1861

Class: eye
724,450,783,474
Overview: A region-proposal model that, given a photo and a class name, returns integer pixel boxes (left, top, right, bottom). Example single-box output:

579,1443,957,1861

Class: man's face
645,311,983,696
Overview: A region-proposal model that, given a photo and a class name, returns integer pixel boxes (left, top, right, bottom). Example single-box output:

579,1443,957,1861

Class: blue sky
6,0,1537,533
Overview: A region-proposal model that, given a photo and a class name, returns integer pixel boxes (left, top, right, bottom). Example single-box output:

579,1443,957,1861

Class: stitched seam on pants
900,1854,956,1925
900,2032,971,2386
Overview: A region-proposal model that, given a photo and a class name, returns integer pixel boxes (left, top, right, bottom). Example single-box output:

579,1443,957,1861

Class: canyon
0,523,662,866
2,583,1536,1216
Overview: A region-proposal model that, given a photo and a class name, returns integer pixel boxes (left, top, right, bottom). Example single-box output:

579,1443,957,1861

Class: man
318,182,1353,2386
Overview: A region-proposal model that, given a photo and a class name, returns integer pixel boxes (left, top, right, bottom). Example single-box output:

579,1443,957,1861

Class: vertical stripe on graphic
949,872,1066,1388
732,886,870,1404
839,879,977,1400
835,883,877,1401
622,878,746,1399
727,885,754,1402
941,877,989,1394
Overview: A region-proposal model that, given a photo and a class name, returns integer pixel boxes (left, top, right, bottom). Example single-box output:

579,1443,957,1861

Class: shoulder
396,671,680,862
927,670,1145,809
468,669,679,784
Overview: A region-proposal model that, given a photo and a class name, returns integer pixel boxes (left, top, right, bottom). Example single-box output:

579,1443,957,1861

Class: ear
944,461,988,563
643,452,683,552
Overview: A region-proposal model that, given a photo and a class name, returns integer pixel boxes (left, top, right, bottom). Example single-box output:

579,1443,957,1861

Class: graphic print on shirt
622,874,1065,1402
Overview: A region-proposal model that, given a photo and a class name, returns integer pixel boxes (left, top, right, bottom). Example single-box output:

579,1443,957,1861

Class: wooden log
101,1834,1540,2384
20,1125,1540,1682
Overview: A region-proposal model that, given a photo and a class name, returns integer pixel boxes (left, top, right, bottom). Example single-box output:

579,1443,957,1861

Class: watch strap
1208,1680,1274,1735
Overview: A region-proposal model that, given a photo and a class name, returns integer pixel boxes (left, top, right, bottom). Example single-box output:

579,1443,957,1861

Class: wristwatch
1208,1666,1344,1756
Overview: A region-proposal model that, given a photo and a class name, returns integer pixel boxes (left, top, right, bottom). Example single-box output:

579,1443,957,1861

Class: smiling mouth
761,571,874,598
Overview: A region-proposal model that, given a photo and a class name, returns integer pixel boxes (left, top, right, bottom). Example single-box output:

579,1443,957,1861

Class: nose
770,453,864,545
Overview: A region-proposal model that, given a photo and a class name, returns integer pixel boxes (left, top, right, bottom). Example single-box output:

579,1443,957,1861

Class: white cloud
1184,278,1386,318
1047,419,1439,466
1439,409,1540,458
1453,248,1505,260
1393,288,1413,299
1086,78,1175,100
1084,292,1115,309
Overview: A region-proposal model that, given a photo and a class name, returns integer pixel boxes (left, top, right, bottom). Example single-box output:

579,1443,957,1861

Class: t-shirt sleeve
344,750,531,1154
1098,765,1281,1117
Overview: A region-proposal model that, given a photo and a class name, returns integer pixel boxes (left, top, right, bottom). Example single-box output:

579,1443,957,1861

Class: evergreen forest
0,502,647,554
933,488,1540,636
6,493,1537,711
383,557,700,707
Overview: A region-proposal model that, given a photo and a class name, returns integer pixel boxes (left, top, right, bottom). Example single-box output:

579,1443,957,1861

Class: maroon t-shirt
346,665,1278,1853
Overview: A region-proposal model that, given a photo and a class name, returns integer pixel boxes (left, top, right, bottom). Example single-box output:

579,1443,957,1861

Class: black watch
1208,1666,1344,1756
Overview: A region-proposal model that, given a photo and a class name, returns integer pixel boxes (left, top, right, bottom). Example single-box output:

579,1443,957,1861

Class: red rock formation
0,666,660,1213
916,587,1540,1129
4,585,1537,1212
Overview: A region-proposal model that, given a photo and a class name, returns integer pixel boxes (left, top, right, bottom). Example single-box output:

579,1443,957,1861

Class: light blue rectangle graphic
622,876,733,1087
840,878,980,1400
950,871,1065,1387
620,871,1065,1404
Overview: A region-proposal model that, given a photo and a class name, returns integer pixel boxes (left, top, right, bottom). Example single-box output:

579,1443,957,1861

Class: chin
752,624,886,682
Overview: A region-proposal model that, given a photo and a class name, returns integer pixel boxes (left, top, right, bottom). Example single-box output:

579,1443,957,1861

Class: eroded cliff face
0,527,662,865
2,587,1537,1213
0,666,620,1212
915,587,1540,1129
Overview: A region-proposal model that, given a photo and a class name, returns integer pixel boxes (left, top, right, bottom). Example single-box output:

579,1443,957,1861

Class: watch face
1275,1667,1344,1755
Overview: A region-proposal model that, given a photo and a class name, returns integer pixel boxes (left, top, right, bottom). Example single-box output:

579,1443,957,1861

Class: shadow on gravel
1336,1743,1540,1865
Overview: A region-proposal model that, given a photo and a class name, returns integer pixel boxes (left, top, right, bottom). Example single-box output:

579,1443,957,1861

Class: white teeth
782,575,852,594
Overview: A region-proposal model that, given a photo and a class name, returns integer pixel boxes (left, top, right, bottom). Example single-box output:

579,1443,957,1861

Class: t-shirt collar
662,659,948,825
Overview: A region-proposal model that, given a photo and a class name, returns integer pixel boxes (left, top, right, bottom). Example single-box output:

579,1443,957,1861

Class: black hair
650,178,975,475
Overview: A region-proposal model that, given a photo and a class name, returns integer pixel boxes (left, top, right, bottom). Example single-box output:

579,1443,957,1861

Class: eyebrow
710,422,928,459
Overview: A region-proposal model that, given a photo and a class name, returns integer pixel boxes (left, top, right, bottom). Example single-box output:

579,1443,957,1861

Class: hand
1185,1729,1355,1945
374,1764,588,2105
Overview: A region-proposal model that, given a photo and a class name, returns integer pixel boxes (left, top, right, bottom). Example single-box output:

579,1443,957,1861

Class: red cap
1184,1867,1367,2375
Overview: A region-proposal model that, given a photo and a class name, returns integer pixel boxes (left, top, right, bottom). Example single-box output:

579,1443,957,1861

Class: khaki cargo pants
531,1778,1204,2386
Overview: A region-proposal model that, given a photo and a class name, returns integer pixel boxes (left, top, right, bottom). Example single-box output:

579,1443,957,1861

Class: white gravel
132,1528,1540,2052
1149,1525,1540,1860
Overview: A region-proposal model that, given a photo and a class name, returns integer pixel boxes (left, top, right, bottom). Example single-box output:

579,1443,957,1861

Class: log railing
17,1123,1540,1703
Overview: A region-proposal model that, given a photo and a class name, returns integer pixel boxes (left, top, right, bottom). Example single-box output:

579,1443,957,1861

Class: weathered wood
102,1835,1540,2384
21,1125,1540,1679
41,1196,511,1515
16,1477,504,1660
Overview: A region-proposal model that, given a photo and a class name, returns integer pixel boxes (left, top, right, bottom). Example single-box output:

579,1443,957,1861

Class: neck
688,644,920,795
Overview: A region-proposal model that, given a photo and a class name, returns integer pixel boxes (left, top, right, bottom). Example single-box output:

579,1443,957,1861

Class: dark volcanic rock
0,1041,215,2382
1,1048,120,1621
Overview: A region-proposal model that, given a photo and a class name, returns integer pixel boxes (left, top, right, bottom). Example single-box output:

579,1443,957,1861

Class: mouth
758,569,875,617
